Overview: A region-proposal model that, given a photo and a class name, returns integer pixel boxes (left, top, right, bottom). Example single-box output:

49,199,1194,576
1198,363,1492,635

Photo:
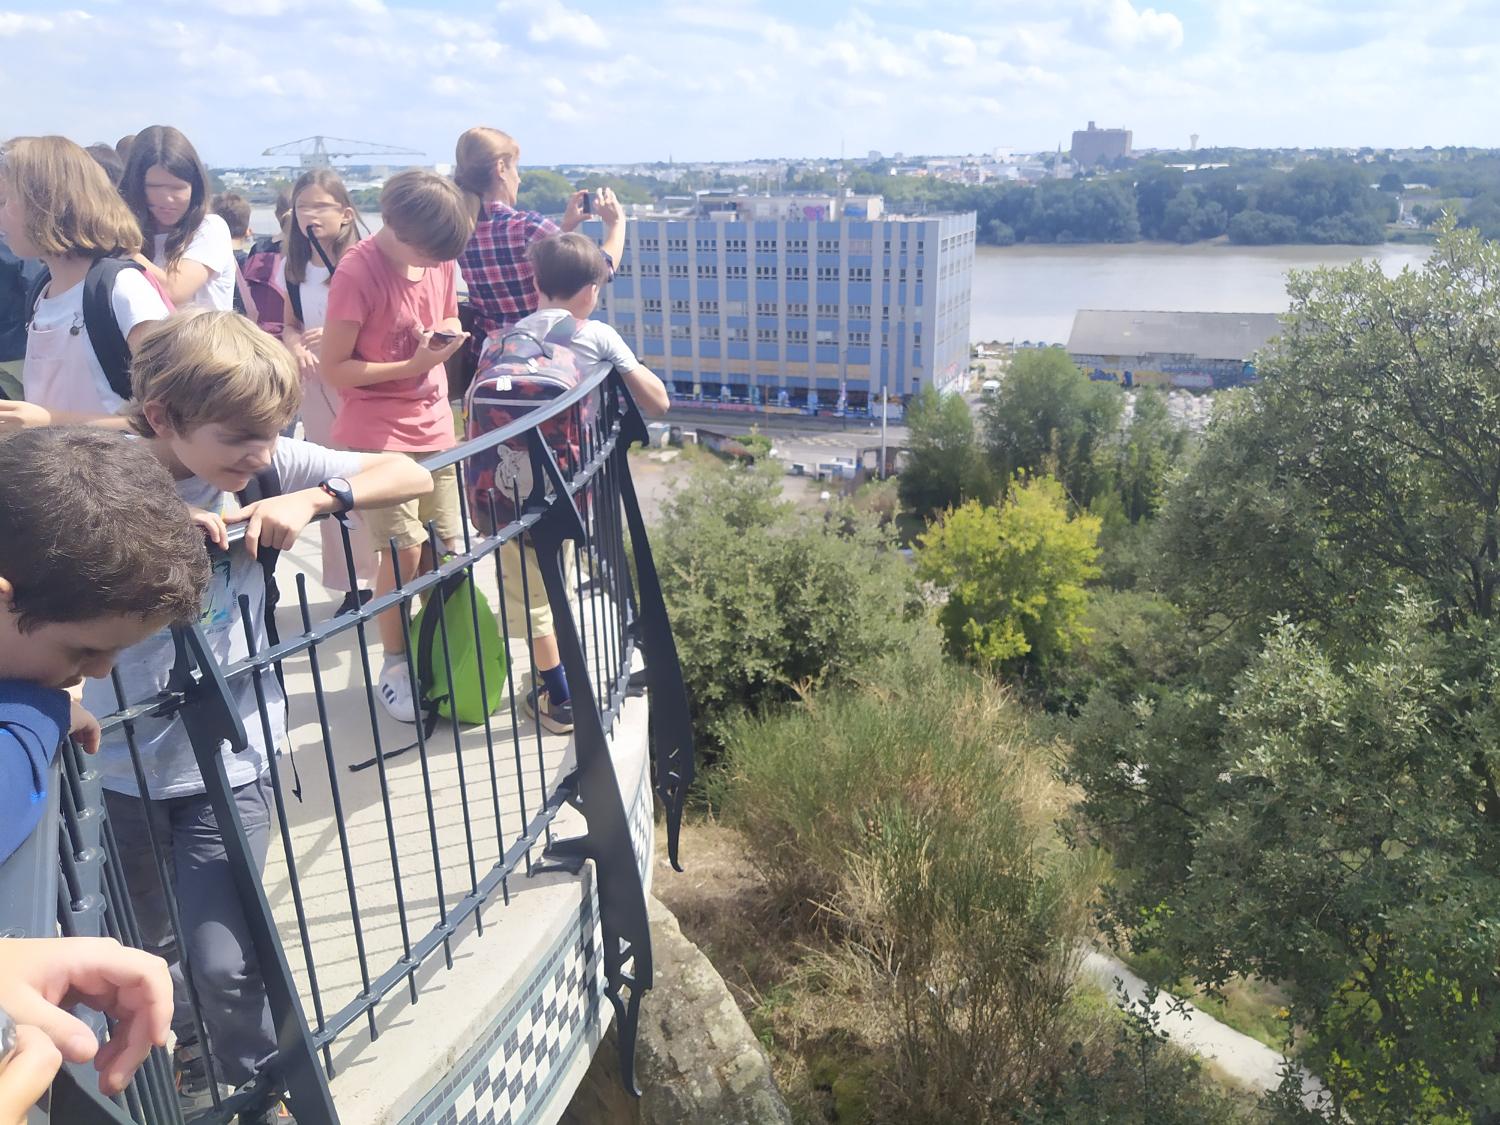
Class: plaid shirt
459,201,559,345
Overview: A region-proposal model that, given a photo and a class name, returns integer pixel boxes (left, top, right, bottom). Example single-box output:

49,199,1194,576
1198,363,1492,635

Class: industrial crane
261,136,425,170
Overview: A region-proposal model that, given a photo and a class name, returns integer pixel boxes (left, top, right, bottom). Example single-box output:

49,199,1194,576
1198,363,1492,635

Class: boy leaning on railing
80,308,431,1123
0,424,205,1122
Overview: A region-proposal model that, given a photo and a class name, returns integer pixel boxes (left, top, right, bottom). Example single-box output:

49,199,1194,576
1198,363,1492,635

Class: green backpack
409,570,509,728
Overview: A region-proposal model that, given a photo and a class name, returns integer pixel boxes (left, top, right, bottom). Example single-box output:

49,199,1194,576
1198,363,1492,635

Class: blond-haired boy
85,309,431,1118
320,168,473,723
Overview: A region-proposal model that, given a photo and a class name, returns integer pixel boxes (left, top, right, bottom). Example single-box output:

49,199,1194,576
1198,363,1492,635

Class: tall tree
898,385,997,519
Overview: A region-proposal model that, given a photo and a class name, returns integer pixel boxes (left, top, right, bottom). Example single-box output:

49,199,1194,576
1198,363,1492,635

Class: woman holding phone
120,126,237,312
277,169,378,613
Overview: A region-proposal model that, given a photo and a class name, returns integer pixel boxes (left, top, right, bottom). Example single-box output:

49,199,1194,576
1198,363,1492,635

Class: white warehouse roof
1067,310,1284,362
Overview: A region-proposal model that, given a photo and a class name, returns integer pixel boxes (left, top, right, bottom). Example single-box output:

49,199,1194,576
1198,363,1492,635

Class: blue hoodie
0,680,69,866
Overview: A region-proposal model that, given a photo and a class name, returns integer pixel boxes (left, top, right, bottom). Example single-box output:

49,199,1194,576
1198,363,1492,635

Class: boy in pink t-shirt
322,169,473,723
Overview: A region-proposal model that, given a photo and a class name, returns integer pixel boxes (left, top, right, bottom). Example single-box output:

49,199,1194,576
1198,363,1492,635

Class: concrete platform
257,527,654,1125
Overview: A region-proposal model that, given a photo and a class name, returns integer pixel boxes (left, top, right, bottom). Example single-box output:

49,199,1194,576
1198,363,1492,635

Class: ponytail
454,126,519,221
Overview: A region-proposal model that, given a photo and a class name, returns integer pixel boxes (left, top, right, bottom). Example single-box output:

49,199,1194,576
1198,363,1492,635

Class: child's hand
68,700,101,755
226,492,319,558
409,330,467,373
0,1023,63,1125
300,326,324,352
187,506,229,551
593,186,622,227
0,937,173,1098
0,401,52,433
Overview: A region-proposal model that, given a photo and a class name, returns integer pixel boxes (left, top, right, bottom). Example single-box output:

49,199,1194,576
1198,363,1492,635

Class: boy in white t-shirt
504,232,669,733
0,134,171,431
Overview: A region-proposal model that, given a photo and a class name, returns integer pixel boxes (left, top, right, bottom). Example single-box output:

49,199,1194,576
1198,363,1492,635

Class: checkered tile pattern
401,886,606,1125
628,766,655,895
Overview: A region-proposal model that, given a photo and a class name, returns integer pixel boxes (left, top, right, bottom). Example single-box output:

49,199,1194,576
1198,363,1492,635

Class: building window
914,329,922,346
756,302,779,316
850,304,871,317
726,264,747,278
900,240,907,251
817,303,839,317
755,265,777,279
668,263,688,279
701,326,720,341
883,268,890,281
786,266,807,280
671,324,691,340
816,329,838,345
729,326,749,342
848,238,872,254
640,263,660,278
849,267,871,281
725,238,747,251
916,240,924,252
644,323,662,338
881,333,889,348
757,327,779,342
787,302,808,316
671,299,691,314
638,237,659,251
696,238,717,251
787,329,808,344
697,263,718,278
755,238,777,251
850,331,870,346
698,300,719,315
816,267,839,281
884,239,891,251
816,239,840,252
643,298,662,312
915,269,923,283
899,268,907,282
666,237,688,252
725,301,749,315
786,238,807,252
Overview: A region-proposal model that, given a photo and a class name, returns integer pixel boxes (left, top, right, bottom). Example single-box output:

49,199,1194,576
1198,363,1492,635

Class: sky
0,0,1496,168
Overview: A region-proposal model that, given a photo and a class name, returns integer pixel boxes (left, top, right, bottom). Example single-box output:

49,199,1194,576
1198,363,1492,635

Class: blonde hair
0,136,143,258
380,168,473,261
454,127,519,221
128,310,301,438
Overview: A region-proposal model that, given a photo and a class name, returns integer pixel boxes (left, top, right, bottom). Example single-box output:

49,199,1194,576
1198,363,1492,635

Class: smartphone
429,331,458,347
581,191,593,215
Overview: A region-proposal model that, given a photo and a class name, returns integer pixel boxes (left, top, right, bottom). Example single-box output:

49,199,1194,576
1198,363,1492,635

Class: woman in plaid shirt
453,127,624,354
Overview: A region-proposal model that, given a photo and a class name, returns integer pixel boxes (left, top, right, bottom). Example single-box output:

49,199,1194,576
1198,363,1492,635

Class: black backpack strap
26,265,52,317
236,463,300,798
287,282,303,327
82,258,146,403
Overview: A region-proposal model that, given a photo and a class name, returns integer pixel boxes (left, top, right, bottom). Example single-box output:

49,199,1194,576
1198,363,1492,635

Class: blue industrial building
580,198,976,413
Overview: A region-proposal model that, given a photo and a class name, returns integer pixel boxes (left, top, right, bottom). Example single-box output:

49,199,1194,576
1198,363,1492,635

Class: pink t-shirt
324,236,459,452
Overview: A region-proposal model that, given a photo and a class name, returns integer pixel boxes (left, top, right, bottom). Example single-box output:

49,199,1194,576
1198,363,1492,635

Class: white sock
382,651,407,675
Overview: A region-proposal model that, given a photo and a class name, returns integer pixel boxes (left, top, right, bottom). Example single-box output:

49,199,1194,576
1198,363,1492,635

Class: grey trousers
104,774,276,1088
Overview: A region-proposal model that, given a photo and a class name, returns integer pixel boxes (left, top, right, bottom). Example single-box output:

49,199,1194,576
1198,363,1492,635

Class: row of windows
625,236,940,255
623,263,892,282
620,299,908,322
633,324,879,349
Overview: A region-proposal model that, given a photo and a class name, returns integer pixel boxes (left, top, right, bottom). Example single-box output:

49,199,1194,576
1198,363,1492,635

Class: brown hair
274,187,292,225
115,135,136,163
380,168,473,261
120,125,212,269
86,143,124,187
454,127,519,221
528,232,609,299
211,191,251,240
128,309,301,438
284,169,362,285
0,426,209,632
0,136,143,258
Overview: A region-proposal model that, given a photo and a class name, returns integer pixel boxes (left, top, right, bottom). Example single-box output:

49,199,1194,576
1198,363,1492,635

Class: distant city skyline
2,0,1497,167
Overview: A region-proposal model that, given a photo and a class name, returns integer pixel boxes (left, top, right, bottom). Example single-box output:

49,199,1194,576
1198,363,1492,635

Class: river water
970,241,1433,346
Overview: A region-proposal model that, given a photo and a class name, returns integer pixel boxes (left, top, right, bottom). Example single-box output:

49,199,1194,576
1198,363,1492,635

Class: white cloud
1073,0,1184,50
517,0,607,49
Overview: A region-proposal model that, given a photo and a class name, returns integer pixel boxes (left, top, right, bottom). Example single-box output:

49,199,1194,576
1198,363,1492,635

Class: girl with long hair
0,135,169,430
121,126,237,312
278,169,378,611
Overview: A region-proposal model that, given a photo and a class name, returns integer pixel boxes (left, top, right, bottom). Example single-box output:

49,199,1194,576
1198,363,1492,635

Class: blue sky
0,0,1492,167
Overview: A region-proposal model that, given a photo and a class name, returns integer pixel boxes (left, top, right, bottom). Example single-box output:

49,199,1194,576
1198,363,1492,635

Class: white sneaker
378,661,417,724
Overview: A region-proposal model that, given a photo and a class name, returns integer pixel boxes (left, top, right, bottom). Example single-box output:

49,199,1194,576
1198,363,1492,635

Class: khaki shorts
355,453,463,551
499,537,576,640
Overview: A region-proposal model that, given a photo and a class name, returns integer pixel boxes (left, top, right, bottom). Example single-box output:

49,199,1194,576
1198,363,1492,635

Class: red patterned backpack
463,315,597,534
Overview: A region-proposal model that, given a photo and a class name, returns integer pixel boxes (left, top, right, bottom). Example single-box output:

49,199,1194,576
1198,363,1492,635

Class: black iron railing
0,369,693,1124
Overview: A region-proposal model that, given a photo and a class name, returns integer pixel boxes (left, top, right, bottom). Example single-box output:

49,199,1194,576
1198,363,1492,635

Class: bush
1227,210,1300,245
717,654,1107,1123
655,459,931,746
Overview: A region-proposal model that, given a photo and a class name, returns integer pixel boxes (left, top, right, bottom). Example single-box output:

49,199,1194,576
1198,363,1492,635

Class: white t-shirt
274,259,332,330
153,213,236,312
87,437,366,799
25,267,170,415
510,308,640,376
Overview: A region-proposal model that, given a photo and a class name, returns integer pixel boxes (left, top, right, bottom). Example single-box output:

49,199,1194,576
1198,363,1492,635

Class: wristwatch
319,477,354,514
